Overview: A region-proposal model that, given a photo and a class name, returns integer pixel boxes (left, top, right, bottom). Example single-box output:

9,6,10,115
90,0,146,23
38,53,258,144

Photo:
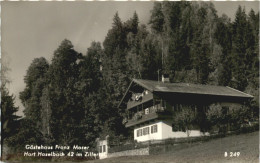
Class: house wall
161,121,205,139
97,139,108,159
134,122,162,142
134,121,208,142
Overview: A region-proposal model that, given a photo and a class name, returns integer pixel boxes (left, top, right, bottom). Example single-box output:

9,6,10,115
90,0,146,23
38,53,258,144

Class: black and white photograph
1,1,259,163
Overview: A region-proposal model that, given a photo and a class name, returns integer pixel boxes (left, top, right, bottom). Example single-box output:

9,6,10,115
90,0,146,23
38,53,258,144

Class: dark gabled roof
118,79,253,108
134,79,253,98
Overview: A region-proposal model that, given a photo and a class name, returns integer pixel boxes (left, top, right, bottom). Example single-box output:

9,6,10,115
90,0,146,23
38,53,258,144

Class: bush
172,105,196,136
239,121,259,133
206,103,254,134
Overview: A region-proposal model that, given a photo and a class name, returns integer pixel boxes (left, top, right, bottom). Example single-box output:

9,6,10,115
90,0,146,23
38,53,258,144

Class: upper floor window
145,108,149,114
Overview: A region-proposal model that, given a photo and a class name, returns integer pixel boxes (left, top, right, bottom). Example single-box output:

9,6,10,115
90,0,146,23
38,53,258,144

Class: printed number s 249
230,152,240,157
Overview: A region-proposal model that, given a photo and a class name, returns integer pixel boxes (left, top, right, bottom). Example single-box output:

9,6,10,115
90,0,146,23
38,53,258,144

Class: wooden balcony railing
125,112,159,128
127,93,153,110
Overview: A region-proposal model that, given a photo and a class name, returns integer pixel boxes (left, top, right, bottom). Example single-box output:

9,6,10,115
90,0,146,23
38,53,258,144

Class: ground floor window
137,125,158,137
99,146,102,153
137,129,143,137
151,124,157,133
143,127,149,135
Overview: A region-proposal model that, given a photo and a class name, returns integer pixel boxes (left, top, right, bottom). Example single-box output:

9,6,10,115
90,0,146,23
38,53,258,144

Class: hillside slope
89,131,259,163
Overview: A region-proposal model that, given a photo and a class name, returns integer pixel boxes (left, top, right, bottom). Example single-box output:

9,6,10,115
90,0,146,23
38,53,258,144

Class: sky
1,1,259,116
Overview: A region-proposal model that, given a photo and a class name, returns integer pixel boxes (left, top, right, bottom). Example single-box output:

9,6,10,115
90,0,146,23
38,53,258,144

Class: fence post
164,139,166,153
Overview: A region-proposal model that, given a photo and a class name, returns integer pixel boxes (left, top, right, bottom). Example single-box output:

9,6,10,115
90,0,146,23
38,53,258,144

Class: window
137,129,143,137
151,125,157,134
103,145,106,152
137,127,151,137
99,146,102,153
145,108,149,115
154,125,157,133
143,127,149,135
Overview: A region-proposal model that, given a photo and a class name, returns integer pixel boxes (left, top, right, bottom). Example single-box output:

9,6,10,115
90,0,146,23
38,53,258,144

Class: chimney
162,74,170,83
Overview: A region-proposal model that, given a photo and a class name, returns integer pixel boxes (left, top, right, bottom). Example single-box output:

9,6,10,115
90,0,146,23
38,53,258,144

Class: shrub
229,104,252,129
206,103,254,134
206,103,230,134
172,105,196,137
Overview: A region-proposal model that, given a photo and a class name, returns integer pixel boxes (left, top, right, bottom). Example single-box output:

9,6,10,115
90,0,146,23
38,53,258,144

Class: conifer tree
19,57,49,129
231,6,248,90
149,2,165,34
47,39,82,145
2,88,20,141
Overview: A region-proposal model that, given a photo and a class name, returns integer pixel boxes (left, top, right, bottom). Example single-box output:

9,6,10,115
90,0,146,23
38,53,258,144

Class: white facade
134,121,208,142
97,139,108,159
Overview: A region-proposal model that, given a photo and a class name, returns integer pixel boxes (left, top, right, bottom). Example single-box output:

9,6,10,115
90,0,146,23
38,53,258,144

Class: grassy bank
88,131,259,163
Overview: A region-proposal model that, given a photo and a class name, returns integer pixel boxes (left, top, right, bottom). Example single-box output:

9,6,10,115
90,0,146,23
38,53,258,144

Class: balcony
127,93,153,110
125,112,159,128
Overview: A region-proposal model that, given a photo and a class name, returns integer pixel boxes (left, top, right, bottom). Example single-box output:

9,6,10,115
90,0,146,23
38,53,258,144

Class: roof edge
226,86,254,98
132,79,154,92
118,79,154,108
117,80,134,108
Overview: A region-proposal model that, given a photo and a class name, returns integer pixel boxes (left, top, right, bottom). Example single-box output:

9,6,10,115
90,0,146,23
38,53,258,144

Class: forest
2,2,259,154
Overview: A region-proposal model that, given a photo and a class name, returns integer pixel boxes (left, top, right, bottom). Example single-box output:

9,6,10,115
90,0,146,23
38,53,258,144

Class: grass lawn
87,131,259,163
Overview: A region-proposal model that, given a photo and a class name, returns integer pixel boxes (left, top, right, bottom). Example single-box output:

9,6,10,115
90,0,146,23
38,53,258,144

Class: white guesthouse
118,78,253,142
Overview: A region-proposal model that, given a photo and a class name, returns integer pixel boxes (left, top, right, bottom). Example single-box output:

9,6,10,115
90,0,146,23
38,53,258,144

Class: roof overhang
118,79,254,108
